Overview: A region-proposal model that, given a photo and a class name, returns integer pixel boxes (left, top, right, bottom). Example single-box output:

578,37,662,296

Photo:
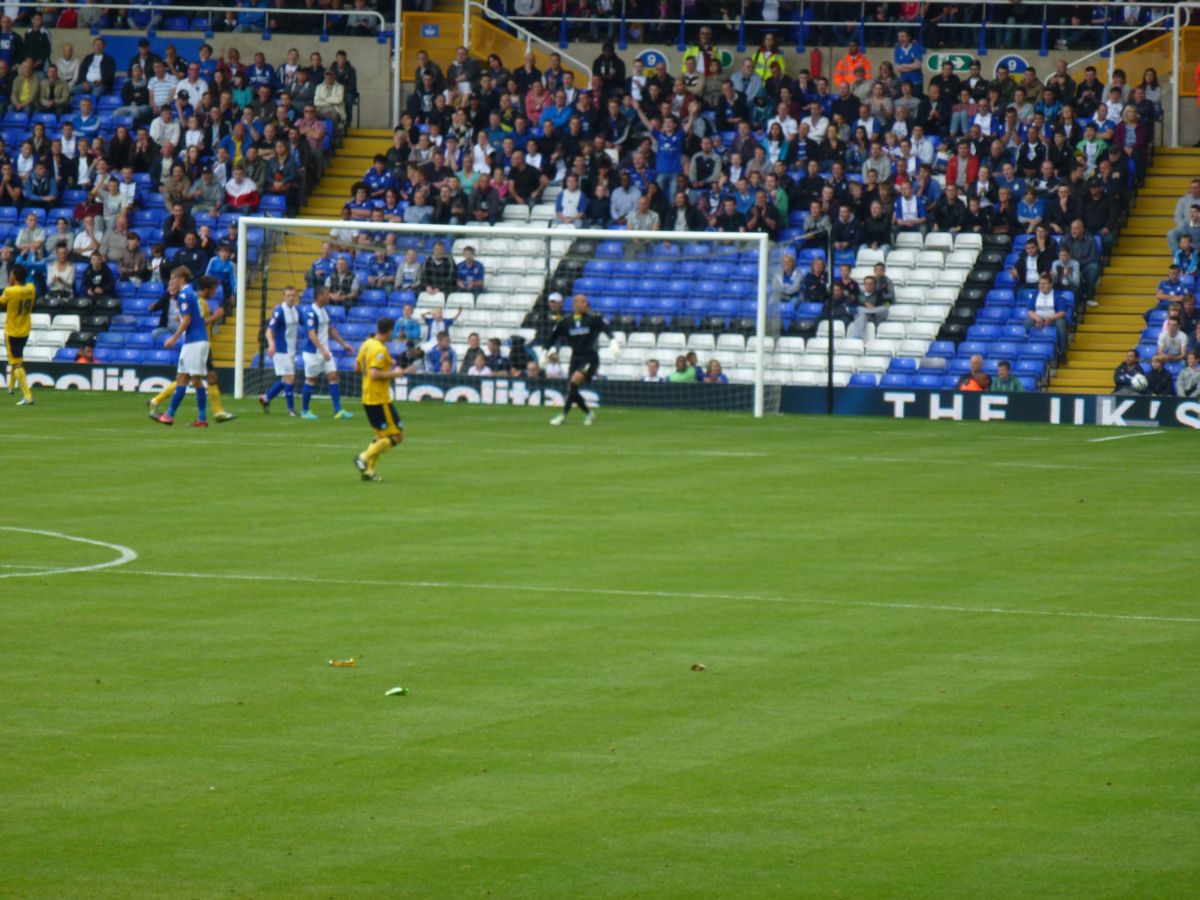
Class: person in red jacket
223,163,260,212
945,140,980,191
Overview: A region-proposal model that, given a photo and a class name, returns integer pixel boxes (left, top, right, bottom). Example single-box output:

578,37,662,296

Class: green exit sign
926,53,973,72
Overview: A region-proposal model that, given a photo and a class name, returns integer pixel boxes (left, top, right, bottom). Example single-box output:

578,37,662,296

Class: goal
232,218,783,417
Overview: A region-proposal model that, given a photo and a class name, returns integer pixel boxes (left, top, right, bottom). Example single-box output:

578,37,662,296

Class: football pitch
1,392,1197,898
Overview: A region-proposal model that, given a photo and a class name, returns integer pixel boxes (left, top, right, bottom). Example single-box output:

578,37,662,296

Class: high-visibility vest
752,48,786,81
834,53,871,87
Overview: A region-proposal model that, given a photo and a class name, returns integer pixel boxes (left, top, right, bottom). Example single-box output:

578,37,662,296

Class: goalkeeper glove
609,337,623,360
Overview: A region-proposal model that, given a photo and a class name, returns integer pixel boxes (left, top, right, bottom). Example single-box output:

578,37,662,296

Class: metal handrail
469,1,591,78
32,2,387,34
1067,13,1174,72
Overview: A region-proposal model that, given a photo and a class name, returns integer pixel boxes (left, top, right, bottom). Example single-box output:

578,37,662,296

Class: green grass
1,392,1197,898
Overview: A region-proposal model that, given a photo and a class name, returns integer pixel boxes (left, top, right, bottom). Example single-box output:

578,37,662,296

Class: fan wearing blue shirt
893,29,925,94
247,53,276,90
365,247,397,289
649,116,684,197
72,97,101,139
363,155,396,200
455,246,485,296
204,243,235,302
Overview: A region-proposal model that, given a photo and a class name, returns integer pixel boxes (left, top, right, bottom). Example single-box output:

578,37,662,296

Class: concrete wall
46,31,394,129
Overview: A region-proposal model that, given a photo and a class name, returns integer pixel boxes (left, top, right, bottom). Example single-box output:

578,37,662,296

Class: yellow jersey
356,337,395,405
0,282,36,338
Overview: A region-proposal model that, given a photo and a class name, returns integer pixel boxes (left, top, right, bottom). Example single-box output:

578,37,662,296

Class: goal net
233,219,783,417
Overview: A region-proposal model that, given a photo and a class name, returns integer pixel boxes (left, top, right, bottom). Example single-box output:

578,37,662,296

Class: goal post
233,218,779,417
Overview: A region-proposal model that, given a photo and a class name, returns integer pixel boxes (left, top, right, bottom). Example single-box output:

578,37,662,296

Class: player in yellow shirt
0,263,37,406
352,316,406,482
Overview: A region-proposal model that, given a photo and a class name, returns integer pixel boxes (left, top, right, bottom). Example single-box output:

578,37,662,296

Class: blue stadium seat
880,373,911,387
958,340,990,356
926,340,955,358
988,341,1021,359
136,282,162,300
965,324,999,341
96,332,125,347
849,372,877,387
888,357,918,373
594,240,624,259
260,195,287,215
976,307,1008,324
2,111,28,127
359,289,387,306
54,347,76,362
614,259,643,277
109,314,139,332
583,259,614,277
117,348,143,364
127,333,153,349
1015,358,1045,378
93,346,121,363
912,373,942,390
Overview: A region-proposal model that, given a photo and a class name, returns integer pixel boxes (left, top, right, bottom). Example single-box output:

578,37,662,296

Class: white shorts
177,341,210,376
273,353,295,377
303,351,335,378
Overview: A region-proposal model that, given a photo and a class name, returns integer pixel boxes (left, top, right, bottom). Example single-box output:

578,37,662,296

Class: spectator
484,337,511,375
991,360,1023,392
468,172,501,224
703,360,728,384
223,164,260,211
44,245,75,302
1146,355,1174,395
627,194,660,232
456,245,485,295
1026,274,1070,359
1050,246,1081,295
1176,236,1198,278
420,240,455,295
1176,350,1200,398
1169,203,1200,255
82,250,115,302
640,358,666,382
667,354,695,383
957,354,991,391
73,37,115,98
893,180,927,234
1061,218,1102,305
425,331,456,374
315,69,346,129
1157,317,1188,364
325,256,361,306
848,275,890,341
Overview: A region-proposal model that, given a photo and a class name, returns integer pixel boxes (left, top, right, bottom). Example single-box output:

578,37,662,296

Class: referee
542,293,621,426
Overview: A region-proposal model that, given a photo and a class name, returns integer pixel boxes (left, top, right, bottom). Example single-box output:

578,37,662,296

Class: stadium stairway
1050,147,1200,394
210,129,394,366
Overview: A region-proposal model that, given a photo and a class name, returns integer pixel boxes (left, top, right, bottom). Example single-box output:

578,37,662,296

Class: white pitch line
103,568,1200,625
1087,430,1166,444
0,527,138,580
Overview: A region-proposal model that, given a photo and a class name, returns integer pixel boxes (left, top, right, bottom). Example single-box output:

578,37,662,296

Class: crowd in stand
343,31,1165,385
1117,177,1200,396
0,13,362,346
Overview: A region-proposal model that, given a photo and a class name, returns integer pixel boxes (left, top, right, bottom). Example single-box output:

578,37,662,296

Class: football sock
208,383,225,415
568,384,589,414
265,380,284,401
362,438,393,472
152,384,174,407
195,387,207,422
13,365,31,401
302,383,313,413
329,382,342,413
283,383,295,413
167,384,187,417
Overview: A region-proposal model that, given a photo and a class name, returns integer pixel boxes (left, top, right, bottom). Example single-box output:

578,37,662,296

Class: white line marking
0,527,138,580
1087,430,1166,444
108,568,1200,625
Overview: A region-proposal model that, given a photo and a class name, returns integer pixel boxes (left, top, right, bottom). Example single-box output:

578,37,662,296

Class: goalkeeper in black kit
541,293,622,426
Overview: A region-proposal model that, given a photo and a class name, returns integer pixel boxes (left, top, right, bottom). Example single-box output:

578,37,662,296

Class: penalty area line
109,568,1200,625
